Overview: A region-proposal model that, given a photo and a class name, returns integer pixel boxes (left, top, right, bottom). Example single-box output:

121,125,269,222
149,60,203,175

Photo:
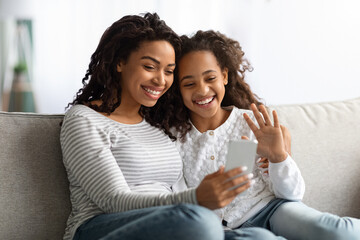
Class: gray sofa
1,97,360,240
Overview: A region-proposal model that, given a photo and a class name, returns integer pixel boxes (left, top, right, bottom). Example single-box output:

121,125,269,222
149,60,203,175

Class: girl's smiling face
178,50,228,125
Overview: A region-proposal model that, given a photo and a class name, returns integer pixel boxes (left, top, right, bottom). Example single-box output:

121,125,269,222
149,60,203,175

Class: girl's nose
196,82,209,95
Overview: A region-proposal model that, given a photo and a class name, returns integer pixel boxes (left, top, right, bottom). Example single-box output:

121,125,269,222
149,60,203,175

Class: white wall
1,0,359,113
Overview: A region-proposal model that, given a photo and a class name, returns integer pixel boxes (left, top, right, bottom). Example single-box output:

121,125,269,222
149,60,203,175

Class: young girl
161,30,360,240
60,14,256,240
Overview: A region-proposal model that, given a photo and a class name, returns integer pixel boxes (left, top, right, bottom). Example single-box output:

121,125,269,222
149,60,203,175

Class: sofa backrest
1,97,359,239
0,112,70,240
270,97,360,218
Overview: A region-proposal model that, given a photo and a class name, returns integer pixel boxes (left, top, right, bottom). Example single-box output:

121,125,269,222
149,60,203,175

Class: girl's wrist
270,151,288,163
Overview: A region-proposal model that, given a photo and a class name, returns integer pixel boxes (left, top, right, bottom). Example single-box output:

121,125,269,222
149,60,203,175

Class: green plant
13,62,27,74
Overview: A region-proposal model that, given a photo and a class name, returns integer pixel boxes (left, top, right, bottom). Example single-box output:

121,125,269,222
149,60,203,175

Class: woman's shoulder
63,104,105,128
65,104,104,119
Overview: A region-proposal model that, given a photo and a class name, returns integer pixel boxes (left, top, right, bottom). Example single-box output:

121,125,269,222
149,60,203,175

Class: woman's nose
153,71,166,86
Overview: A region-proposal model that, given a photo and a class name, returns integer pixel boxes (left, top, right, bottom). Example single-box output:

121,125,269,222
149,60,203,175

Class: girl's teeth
144,87,161,95
197,97,214,105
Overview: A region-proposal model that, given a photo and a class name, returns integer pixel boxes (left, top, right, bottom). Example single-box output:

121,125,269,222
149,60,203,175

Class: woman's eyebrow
141,56,175,67
141,56,160,64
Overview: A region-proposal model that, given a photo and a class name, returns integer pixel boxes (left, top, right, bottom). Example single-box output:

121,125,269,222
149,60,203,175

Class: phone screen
224,139,258,173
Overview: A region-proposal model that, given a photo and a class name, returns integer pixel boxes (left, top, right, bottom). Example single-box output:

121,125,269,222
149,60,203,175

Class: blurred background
0,0,359,113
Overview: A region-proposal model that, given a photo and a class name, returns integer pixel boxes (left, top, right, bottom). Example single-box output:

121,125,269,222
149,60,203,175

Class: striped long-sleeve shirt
60,105,196,240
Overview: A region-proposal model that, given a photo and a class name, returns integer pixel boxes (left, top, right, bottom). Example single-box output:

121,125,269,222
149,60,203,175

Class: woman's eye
207,77,216,81
165,70,174,75
144,65,155,70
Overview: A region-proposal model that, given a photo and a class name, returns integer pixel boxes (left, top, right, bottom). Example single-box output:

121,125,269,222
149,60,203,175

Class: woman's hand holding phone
196,166,254,210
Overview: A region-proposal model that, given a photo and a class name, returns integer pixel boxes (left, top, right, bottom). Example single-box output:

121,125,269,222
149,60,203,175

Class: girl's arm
243,104,305,200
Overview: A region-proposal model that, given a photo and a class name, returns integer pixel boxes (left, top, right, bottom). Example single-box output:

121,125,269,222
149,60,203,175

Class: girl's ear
223,67,229,85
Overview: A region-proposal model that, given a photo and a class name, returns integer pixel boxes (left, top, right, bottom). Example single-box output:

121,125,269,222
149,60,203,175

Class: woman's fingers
223,179,254,200
221,172,253,190
197,166,254,209
221,166,248,180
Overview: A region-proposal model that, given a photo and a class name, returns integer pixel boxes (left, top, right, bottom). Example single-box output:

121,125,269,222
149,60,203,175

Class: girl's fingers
257,157,268,163
250,104,265,128
243,113,259,133
273,110,280,128
241,135,249,140
259,105,272,126
260,163,269,168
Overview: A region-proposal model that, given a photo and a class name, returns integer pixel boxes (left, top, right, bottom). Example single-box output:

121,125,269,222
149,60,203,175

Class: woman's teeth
196,97,214,105
143,87,161,95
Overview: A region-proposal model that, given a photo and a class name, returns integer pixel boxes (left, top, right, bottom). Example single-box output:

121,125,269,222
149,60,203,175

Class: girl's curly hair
156,30,263,141
66,13,181,138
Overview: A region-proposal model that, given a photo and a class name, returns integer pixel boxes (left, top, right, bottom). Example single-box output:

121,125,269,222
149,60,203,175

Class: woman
61,13,254,240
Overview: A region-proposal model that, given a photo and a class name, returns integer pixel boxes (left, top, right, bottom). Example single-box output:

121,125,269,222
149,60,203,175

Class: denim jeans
73,204,224,240
239,199,360,240
225,199,288,240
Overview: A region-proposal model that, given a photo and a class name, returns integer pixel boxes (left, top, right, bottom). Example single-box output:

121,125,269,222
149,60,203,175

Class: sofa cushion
270,97,360,218
0,112,70,240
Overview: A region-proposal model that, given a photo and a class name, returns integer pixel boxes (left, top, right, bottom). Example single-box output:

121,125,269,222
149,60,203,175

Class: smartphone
224,139,258,173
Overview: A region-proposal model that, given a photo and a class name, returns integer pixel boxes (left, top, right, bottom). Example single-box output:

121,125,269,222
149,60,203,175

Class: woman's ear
223,67,229,85
116,61,124,72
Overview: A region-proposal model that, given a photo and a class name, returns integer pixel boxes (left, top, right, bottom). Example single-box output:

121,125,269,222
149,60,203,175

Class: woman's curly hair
159,30,263,141
66,13,181,138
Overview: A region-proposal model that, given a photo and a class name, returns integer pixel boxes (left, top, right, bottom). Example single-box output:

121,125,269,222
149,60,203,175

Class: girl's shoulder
223,106,254,121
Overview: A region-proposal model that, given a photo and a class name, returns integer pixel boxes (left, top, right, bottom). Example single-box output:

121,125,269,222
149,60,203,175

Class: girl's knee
227,227,283,240
313,213,360,240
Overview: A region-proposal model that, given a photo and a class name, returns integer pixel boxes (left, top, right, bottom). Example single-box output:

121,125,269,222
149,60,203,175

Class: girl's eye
207,77,216,81
183,83,194,87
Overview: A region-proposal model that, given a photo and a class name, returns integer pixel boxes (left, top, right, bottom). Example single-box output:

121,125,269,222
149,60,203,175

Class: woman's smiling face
117,40,176,108
178,50,228,122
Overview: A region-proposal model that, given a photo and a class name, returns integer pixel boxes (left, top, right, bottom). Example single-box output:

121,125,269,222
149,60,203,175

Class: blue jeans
73,204,224,240
237,199,360,240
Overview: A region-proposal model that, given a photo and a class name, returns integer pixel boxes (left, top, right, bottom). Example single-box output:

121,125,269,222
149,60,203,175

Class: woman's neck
90,100,143,124
110,106,143,124
190,108,231,133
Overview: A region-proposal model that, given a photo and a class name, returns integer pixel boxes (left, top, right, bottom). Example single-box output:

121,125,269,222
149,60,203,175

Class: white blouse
176,106,305,228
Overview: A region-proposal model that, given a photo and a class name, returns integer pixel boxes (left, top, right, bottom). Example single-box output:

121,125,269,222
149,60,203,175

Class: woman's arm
61,113,252,213
61,114,197,214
